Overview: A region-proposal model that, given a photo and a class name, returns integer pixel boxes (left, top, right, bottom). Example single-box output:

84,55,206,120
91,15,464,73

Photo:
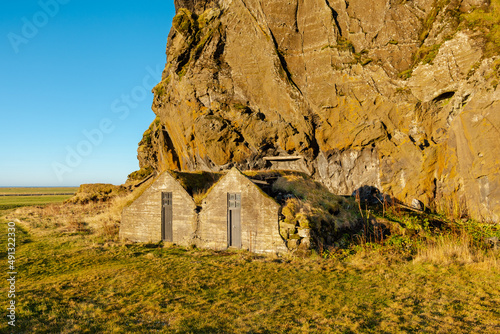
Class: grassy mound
271,173,360,252
65,183,130,205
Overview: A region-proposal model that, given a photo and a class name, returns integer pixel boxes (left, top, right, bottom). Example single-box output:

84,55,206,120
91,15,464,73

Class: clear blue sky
0,0,175,186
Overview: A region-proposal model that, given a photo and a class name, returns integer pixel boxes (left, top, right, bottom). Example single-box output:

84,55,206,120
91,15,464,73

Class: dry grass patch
4,177,157,243
414,234,500,266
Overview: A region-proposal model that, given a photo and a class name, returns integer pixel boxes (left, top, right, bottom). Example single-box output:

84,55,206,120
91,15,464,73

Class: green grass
0,187,78,195
1,200,499,333
0,195,73,210
461,0,500,57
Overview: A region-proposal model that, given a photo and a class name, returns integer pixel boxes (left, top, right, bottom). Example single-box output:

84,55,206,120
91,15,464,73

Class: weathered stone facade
120,172,197,246
199,168,287,253
121,168,288,253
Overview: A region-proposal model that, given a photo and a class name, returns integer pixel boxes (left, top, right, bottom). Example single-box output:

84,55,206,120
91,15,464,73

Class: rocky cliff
138,0,500,222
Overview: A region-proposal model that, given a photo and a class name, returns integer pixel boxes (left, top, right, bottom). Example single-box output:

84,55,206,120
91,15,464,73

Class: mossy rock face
280,222,297,230
197,7,221,29
153,77,171,97
147,0,500,223
297,213,311,228
297,228,311,238
169,171,223,198
282,199,300,220
279,228,289,239
173,8,195,36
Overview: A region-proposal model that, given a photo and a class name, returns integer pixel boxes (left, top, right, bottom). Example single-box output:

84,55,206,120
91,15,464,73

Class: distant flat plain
0,187,78,195
0,187,78,210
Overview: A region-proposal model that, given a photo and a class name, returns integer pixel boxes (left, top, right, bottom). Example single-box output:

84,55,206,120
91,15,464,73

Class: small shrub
153,77,170,98
232,103,249,111
322,38,355,53
360,58,373,66
99,219,120,240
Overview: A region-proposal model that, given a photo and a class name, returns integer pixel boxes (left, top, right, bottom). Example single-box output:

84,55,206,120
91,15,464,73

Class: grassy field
0,187,77,210
0,187,78,195
0,195,75,210
0,194,500,333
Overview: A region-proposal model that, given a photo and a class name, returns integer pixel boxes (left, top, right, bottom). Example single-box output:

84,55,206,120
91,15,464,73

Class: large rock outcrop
138,0,500,222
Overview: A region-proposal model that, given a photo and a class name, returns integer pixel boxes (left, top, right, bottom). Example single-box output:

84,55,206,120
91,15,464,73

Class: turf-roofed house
120,168,288,253
120,166,360,254
120,171,199,247
198,168,286,253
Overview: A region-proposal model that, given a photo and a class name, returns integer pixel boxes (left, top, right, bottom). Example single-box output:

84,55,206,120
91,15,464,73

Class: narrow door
162,192,173,242
227,193,241,248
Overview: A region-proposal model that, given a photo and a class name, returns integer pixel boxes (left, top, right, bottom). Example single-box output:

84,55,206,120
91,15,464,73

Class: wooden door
162,192,173,242
227,193,241,248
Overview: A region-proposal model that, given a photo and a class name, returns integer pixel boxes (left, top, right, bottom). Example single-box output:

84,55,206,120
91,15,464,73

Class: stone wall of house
120,172,197,245
199,169,287,253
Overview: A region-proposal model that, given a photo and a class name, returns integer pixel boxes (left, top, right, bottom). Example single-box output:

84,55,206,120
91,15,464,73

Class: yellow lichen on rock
136,0,500,222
